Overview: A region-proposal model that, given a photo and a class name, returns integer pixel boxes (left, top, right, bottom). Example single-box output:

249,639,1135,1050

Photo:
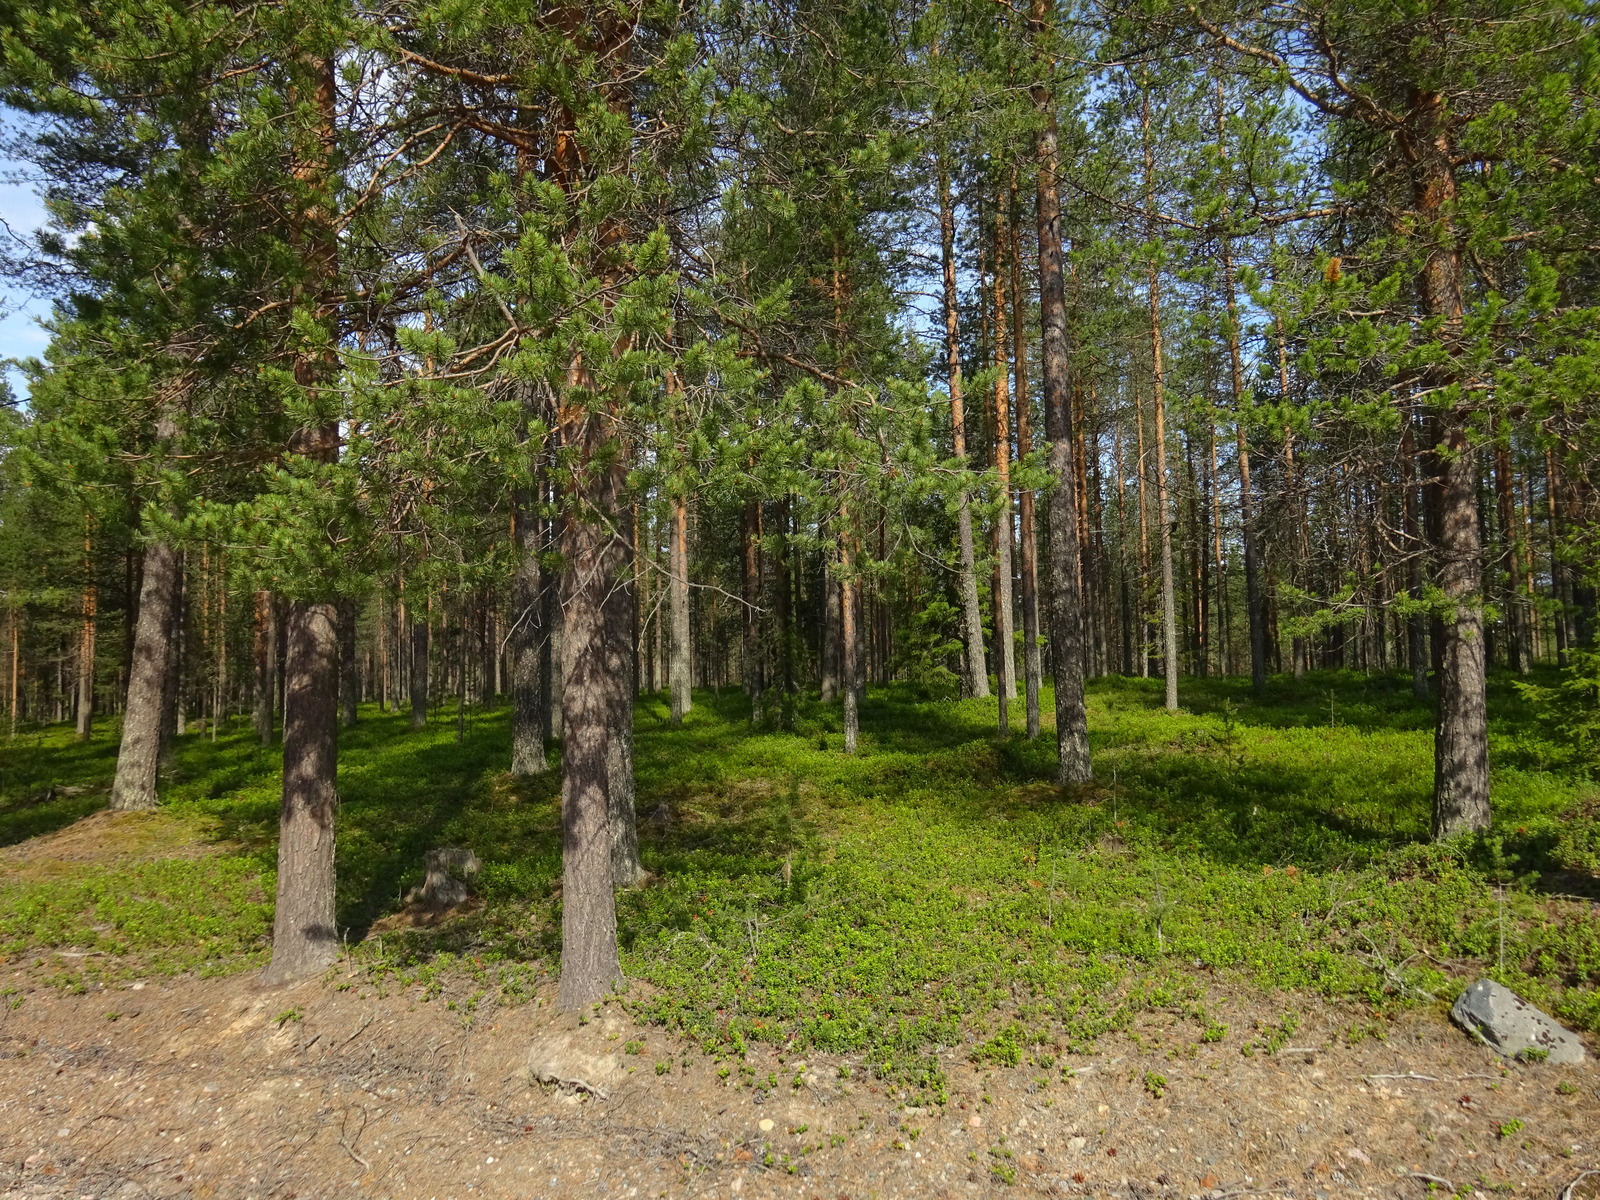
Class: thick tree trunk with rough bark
261,599,340,984
110,539,179,812
1029,0,1091,782
668,495,692,723
511,496,547,775
938,162,990,700
556,483,626,1009
263,45,346,986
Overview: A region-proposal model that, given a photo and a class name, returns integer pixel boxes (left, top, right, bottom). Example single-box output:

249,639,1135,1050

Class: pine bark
260,599,340,985
555,490,625,1009
110,538,178,811
937,161,990,699
1030,0,1090,783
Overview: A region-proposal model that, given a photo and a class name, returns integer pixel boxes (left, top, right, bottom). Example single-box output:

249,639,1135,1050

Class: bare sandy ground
2,963,1597,1200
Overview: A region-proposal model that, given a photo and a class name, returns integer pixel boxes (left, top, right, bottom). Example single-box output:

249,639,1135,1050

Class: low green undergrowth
3,669,1597,1073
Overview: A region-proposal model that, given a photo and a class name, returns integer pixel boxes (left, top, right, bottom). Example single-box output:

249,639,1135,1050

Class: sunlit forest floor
3,671,1600,1198
4,669,1598,1058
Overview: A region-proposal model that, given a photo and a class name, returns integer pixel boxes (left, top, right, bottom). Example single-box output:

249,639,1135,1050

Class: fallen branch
1364,1072,1439,1083
1560,1170,1600,1200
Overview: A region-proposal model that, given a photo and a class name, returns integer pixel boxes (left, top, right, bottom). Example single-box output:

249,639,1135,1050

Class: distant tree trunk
742,499,766,721
1009,179,1042,739
260,598,340,985
668,494,692,723
820,540,841,704
1410,90,1489,841
511,492,548,774
540,560,557,741
1030,0,1091,783
1275,313,1311,679
1219,232,1265,692
409,610,429,729
76,517,96,741
937,161,990,699
110,537,179,811
1546,447,1571,666
162,553,186,754
1401,417,1429,699
606,531,642,887
254,589,275,743
840,523,859,754
338,599,358,727
1494,435,1526,674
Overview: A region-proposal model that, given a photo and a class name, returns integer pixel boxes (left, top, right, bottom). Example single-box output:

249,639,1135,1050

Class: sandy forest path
1,968,1596,1200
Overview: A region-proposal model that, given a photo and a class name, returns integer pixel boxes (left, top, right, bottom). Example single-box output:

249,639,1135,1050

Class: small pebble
758,1118,774,1132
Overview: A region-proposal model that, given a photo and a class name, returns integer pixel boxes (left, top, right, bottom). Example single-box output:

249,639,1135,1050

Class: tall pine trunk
1220,239,1265,692
1031,0,1090,783
937,161,990,699
1009,180,1042,739
262,45,343,985
1142,87,1179,712
991,199,1017,733
1411,90,1489,840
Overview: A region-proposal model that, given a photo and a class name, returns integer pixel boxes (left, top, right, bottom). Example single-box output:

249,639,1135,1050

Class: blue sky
1,162,53,402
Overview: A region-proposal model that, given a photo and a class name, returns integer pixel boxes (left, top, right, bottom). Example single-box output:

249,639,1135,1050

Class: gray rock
1450,978,1585,1064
